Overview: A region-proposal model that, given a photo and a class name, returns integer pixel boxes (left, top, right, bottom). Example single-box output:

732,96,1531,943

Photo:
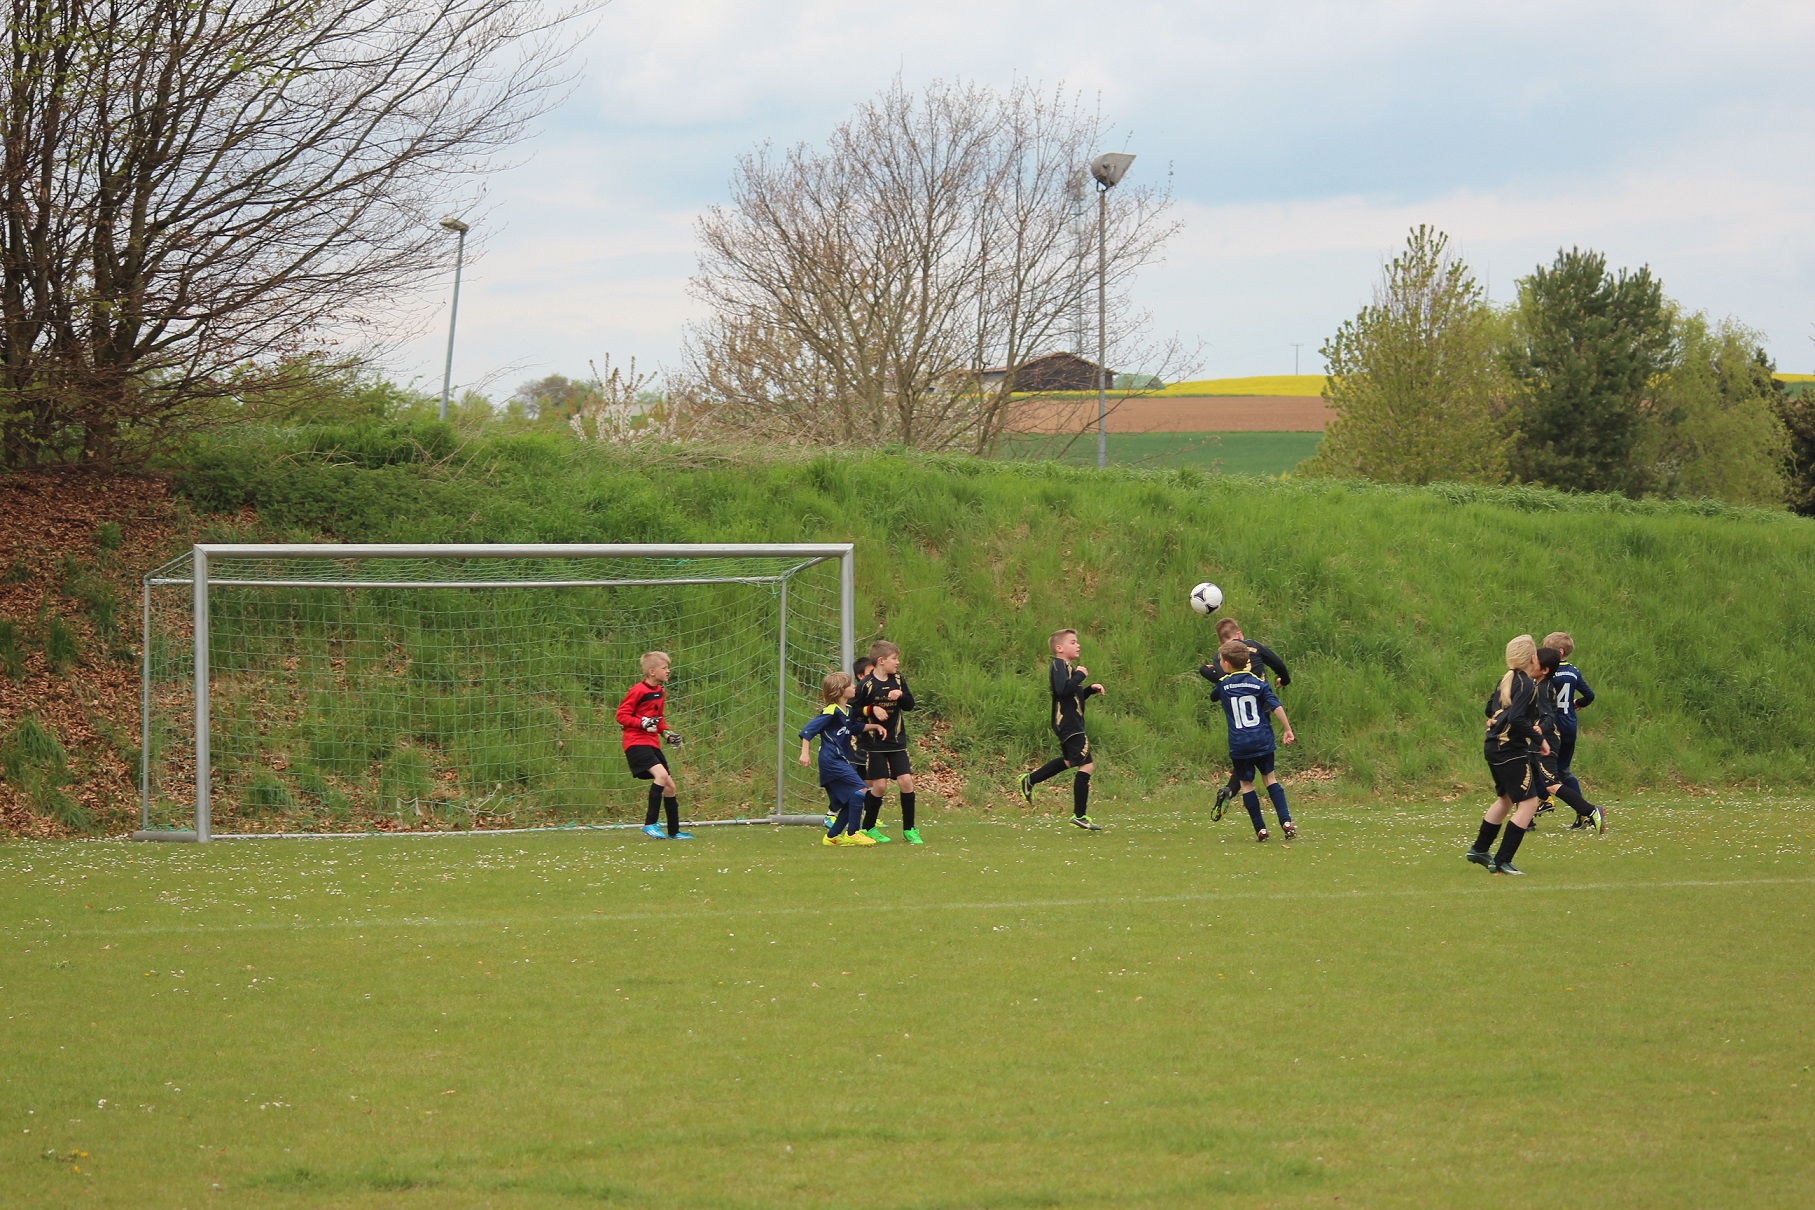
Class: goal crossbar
137,542,856,842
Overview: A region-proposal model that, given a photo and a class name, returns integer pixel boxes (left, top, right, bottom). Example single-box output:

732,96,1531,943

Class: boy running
1204,617,1292,819
1204,639,1297,840
615,651,691,840
849,641,920,844
1015,628,1105,831
1543,631,1599,831
799,672,879,847
1533,648,1605,835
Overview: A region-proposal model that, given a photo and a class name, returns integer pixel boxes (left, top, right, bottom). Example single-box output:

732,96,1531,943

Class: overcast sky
388,0,1815,398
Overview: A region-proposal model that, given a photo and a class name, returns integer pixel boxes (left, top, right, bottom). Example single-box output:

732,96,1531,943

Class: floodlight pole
1291,343,1303,376
1089,153,1133,470
438,216,469,420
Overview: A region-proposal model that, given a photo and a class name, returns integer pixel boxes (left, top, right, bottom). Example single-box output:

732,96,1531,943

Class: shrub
42,613,82,674
95,521,123,552
0,619,26,680
244,770,298,816
0,715,89,832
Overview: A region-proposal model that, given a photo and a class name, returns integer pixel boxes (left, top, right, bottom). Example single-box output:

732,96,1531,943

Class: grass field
998,431,1321,476
4,794,1811,1207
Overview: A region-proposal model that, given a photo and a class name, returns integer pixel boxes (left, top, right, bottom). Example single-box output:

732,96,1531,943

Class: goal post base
132,830,202,843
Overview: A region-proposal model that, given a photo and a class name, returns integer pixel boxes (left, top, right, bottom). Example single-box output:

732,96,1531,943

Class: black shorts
625,746,668,780
1231,751,1276,783
1058,732,1091,766
1534,750,1561,788
863,749,913,780
1487,754,1537,801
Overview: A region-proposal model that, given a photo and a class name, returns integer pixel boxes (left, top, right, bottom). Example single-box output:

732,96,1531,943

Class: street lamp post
1089,153,1134,470
438,216,469,421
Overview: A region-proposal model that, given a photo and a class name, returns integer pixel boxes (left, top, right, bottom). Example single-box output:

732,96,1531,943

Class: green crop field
997,431,1322,476
3,794,1811,1207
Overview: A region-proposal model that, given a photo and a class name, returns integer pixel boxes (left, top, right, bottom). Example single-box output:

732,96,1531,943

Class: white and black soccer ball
1189,581,1223,615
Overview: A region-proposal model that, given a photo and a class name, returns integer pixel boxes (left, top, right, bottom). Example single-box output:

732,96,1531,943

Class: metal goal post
136,543,855,842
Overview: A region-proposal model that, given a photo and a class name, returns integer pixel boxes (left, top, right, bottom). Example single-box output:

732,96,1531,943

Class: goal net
137,544,853,840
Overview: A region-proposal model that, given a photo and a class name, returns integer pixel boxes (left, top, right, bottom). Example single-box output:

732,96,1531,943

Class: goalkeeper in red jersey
616,651,691,839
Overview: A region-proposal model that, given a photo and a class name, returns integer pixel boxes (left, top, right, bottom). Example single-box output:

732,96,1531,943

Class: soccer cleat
902,828,923,844
844,831,878,846
641,824,668,839
862,828,892,844
1465,848,1493,869
1281,821,1297,840
1071,815,1102,831
1535,799,1555,815
822,834,842,846
823,813,836,830
1591,805,1605,836
1569,815,1590,830
670,830,695,840
1255,828,1269,842
1212,785,1231,822
1491,860,1524,875
1016,772,1034,805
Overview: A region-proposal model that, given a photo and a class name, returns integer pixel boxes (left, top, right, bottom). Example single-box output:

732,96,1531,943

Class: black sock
1072,771,1091,818
1029,758,1068,786
1556,783,1595,817
901,792,916,830
664,796,679,836
1495,821,1526,865
861,793,881,831
1473,820,1501,852
644,784,663,827
1224,772,1240,797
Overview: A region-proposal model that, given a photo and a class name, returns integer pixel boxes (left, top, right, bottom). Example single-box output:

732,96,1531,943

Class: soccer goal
136,544,854,841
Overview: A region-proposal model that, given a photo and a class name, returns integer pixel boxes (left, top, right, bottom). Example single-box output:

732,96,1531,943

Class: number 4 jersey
1206,670,1282,757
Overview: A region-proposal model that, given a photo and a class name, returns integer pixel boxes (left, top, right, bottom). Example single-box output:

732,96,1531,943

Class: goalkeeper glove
639,716,660,733
661,730,683,746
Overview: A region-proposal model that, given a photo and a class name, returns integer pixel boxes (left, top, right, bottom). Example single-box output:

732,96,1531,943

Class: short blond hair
868,640,900,661
1215,617,1241,641
821,671,852,704
1543,631,1574,658
1217,638,1250,669
640,651,671,674
1048,628,1077,652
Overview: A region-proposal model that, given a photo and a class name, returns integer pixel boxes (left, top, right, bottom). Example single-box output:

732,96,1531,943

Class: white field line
10,875,1813,941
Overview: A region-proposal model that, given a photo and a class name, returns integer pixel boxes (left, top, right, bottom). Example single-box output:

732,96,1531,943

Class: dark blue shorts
822,767,867,810
1231,751,1276,783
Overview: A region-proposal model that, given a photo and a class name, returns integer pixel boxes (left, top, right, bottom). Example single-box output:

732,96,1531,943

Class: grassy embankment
131,421,1815,834
1001,431,1321,475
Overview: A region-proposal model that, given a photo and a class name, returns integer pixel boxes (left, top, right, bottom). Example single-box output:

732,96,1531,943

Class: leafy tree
1300,226,1510,485
1636,316,1788,507
1506,248,1673,494
1774,380,1815,516
508,375,603,426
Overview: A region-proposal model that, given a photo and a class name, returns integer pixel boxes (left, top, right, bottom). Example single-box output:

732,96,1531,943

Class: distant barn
980,351,1112,392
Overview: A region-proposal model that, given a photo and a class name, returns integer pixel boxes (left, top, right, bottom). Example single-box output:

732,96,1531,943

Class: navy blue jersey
799,705,861,784
1550,663,1594,736
1208,671,1282,758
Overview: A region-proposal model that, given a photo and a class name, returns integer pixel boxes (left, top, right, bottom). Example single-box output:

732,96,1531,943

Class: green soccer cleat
1465,848,1493,869
863,828,892,844
1211,785,1231,822
1016,771,1034,805
902,828,923,844
1070,815,1102,831
1591,805,1606,836
1491,860,1524,876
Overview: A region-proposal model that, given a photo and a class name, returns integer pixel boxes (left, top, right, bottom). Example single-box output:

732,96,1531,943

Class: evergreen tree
1506,248,1673,494
1774,380,1815,516
1300,225,1510,485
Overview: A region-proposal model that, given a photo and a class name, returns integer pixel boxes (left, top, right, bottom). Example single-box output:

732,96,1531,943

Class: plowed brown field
1008,394,1327,434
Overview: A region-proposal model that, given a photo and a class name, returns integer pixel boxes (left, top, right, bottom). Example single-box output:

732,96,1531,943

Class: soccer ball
1189,582,1223,615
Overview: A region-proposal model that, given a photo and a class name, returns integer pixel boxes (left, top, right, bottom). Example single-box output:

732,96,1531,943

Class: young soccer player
1467,635,1546,875
1543,631,1601,833
1015,628,1105,831
849,641,920,844
1532,647,1605,835
1204,639,1297,840
799,672,879,847
825,656,876,831
615,651,691,840
1205,617,1292,820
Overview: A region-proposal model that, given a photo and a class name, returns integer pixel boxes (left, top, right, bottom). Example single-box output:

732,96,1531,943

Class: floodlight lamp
439,215,469,234
1089,153,1135,188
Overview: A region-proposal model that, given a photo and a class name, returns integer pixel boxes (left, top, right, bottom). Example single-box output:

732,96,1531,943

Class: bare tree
684,78,1185,454
0,0,595,468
